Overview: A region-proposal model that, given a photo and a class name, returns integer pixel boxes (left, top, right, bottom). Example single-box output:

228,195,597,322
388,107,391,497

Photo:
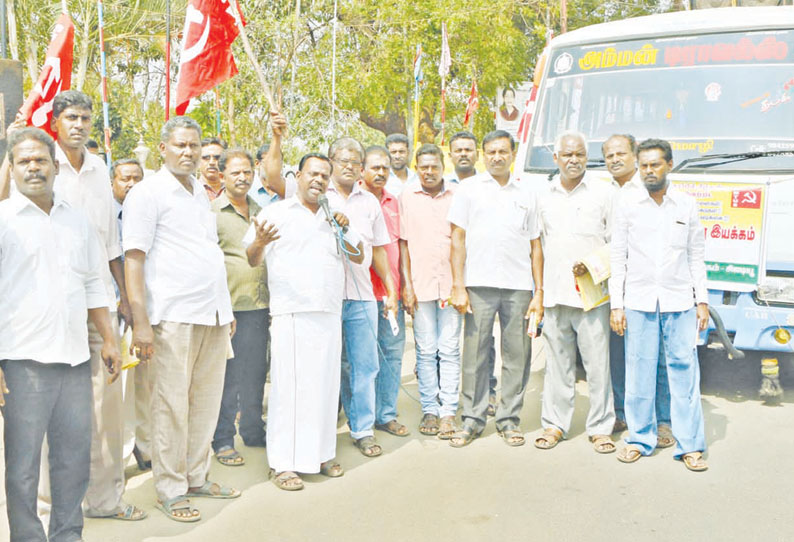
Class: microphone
317,194,334,225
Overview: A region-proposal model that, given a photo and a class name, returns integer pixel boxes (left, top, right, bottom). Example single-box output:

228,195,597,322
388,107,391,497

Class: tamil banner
672,178,767,291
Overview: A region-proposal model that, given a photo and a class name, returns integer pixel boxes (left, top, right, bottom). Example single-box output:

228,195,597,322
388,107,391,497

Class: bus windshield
527,29,794,172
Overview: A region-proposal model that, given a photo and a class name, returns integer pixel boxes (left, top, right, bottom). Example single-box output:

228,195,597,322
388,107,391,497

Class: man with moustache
535,131,616,454
448,130,544,448
384,133,417,196
359,145,408,437
400,144,461,438
0,127,121,541
44,90,144,522
245,153,363,490
610,138,709,472
124,116,239,522
326,137,398,458
198,137,227,201
210,149,270,467
601,134,673,445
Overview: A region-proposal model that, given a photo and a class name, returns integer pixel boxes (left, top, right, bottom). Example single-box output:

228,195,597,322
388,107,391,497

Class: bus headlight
757,276,794,305
774,328,791,345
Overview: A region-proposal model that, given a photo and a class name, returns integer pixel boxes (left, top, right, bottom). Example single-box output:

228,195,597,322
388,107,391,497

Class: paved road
1,334,793,542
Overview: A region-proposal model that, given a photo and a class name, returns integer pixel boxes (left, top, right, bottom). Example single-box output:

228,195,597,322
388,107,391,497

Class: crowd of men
0,89,709,540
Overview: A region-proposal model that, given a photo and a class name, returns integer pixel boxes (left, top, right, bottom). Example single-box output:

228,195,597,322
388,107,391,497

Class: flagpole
438,22,450,146
229,2,276,111
412,44,421,157
97,0,111,169
165,0,171,120
331,0,338,128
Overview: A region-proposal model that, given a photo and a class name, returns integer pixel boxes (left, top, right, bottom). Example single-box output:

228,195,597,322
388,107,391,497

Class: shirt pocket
574,205,605,238
670,217,689,248
510,201,533,235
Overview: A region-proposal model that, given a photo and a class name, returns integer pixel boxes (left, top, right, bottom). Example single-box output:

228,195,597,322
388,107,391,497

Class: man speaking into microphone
245,153,362,491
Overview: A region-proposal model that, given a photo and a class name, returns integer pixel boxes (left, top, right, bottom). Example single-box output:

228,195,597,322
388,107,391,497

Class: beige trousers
151,321,229,502
122,359,152,463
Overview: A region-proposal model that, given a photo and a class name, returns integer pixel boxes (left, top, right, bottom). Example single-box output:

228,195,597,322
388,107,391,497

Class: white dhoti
267,311,342,473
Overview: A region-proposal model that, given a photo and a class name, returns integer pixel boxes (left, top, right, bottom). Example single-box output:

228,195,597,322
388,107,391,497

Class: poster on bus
672,179,766,292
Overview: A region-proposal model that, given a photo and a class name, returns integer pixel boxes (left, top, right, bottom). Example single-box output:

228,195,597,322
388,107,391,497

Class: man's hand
610,308,627,336
572,261,588,277
270,110,287,138
118,297,134,332
402,284,417,317
102,339,122,384
696,303,709,332
251,217,280,245
383,293,398,316
230,319,237,339
131,322,154,363
0,367,9,407
7,114,27,138
525,291,544,325
450,284,470,315
332,211,349,229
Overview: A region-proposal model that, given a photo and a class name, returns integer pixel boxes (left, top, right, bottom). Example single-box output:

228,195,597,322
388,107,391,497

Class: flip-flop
354,436,383,457
216,447,245,467
155,496,200,523
85,503,147,521
681,452,708,472
185,481,241,499
617,445,642,464
590,434,616,454
534,427,563,450
375,420,410,437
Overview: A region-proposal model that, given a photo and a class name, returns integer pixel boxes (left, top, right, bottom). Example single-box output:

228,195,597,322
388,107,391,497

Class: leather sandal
681,452,708,472
590,434,616,454
497,424,526,447
534,427,563,450
657,424,676,449
449,424,482,448
617,445,642,464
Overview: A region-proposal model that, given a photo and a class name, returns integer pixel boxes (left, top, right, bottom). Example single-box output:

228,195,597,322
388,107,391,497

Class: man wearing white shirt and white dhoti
610,138,709,472
124,116,240,522
245,153,363,491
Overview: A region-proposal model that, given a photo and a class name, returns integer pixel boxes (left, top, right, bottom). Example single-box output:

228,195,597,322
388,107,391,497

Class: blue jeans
375,301,406,425
340,300,380,439
624,306,706,457
2,359,91,542
610,329,671,425
414,301,462,417
212,310,269,452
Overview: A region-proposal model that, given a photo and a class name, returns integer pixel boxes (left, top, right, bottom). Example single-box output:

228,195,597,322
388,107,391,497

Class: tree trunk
74,4,92,91
7,0,19,62
358,109,405,136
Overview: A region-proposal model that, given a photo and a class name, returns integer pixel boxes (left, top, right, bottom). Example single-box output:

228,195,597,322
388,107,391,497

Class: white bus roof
552,6,794,48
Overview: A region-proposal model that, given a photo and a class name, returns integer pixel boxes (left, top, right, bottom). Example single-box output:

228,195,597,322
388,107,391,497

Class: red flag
463,78,479,128
175,0,244,115
18,13,74,138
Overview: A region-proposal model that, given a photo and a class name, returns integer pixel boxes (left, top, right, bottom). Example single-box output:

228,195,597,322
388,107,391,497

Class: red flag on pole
18,12,74,138
175,0,245,115
463,78,479,128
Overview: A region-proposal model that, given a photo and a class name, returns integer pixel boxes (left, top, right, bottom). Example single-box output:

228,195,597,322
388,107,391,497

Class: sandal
590,434,616,454
497,424,526,447
681,452,708,472
271,470,304,491
534,427,563,450
657,425,676,449
86,502,147,521
617,445,642,464
320,460,344,478
155,496,200,523
215,447,245,467
354,436,382,457
375,419,410,437
185,481,241,499
486,395,497,417
449,424,482,448
419,413,440,436
438,416,458,440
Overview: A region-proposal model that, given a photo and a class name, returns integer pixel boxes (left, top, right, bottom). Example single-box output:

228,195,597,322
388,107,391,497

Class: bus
514,6,794,400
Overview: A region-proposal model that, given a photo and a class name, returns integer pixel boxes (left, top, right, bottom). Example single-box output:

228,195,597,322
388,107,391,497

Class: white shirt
385,168,418,197
326,183,391,301
609,185,708,312
122,167,233,326
538,173,616,308
243,197,346,316
447,171,540,291
0,193,107,365
54,145,121,307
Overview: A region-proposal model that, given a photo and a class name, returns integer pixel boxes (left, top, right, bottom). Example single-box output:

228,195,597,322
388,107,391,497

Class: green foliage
10,0,668,165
